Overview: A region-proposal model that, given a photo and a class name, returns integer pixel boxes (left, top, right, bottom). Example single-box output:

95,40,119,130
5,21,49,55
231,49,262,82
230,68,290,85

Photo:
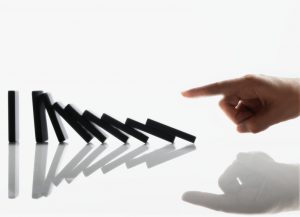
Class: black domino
32,91,48,143
101,113,148,143
83,110,128,143
125,118,175,143
8,91,19,143
146,119,196,143
53,103,93,143
65,105,106,143
42,93,68,143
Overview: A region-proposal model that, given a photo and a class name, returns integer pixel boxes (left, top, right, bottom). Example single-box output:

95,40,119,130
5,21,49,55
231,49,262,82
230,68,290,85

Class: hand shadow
182,152,299,214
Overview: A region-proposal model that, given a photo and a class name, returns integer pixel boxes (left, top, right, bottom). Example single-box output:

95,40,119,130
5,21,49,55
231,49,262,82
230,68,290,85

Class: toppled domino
125,118,175,143
53,103,93,143
32,91,48,143
101,113,149,143
42,93,68,143
8,91,19,143
65,105,106,143
83,110,128,143
146,119,196,143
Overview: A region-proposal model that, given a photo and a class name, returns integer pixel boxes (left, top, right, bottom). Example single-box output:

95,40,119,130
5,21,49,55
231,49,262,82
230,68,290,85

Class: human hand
182,152,299,214
182,74,300,133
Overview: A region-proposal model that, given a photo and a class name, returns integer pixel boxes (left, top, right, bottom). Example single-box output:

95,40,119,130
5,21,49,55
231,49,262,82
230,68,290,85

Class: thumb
182,191,236,212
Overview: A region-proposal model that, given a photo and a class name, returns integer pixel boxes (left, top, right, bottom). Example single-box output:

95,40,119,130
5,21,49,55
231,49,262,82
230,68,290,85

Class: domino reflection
31,142,196,198
8,143,19,199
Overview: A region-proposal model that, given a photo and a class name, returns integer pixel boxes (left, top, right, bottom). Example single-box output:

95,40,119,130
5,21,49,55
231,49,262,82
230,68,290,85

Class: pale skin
182,74,300,133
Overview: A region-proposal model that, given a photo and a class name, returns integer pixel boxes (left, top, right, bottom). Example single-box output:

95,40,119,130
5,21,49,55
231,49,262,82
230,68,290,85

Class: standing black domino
32,91,48,143
53,103,93,143
42,93,68,143
83,110,129,143
101,113,149,143
8,91,19,143
125,118,175,143
146,119,196,143
64,105,106,143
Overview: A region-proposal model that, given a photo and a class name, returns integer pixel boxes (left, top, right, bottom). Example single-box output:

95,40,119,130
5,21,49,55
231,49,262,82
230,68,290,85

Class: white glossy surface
0,1,299,216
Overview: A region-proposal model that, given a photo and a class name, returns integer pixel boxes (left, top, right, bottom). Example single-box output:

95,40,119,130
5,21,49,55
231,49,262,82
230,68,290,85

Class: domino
65,105,106,143
125,118,175,143
53,102,93,143
146,119,196,143
42,93,68,143
32,91,48,143
83,110,128,143
8,91,19,143
101,113,149,143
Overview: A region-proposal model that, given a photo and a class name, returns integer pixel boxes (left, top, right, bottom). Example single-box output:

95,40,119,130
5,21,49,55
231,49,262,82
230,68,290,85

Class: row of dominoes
8,91,196,144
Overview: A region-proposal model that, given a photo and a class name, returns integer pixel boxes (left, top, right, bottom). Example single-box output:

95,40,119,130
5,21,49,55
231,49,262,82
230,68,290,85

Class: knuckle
243,74,257,81
218,99,225,107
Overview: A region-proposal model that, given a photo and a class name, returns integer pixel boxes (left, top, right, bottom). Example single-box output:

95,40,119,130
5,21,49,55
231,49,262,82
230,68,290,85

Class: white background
0,0,300,216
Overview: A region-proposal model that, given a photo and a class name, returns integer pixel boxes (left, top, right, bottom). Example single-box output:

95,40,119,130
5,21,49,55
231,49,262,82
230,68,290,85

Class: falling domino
42,93,68,143
83,110,129,143
65,105,106,143
53,102,93,143
101,113,149,143
146,119,196,143
125,118,175,143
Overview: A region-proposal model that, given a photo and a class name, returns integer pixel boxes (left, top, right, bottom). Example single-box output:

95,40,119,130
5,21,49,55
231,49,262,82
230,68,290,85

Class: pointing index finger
182,78,243,97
